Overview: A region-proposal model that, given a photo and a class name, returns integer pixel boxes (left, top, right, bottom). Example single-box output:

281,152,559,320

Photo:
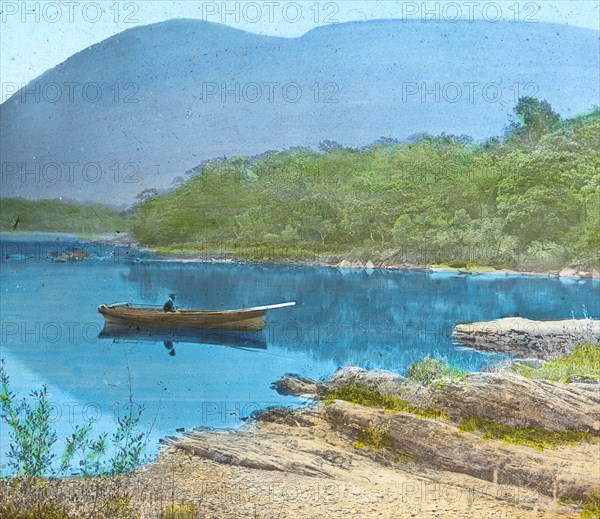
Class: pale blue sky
1,1,599,85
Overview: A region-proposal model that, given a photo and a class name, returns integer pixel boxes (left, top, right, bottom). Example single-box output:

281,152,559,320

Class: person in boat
163,294,176,312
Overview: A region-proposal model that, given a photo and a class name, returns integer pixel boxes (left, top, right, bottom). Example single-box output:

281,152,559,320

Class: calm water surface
1,234,599,474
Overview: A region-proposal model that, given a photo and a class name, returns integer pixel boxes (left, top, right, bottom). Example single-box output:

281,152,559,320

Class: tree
509,97,561,145
318,140,345,152
135,188,159,204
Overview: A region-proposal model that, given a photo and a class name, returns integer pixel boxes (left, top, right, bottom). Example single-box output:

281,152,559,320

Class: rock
559,267,578,278
49,247,91,262
277,366,600,432
365,260,375,270
272,374,326,398
168,395,600,503
323,401,598,500
338,260,352,268
592,270,600,280
453,317,600,359
512,358,545,368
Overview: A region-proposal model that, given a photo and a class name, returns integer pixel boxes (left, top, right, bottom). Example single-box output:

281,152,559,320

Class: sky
1,1,599,87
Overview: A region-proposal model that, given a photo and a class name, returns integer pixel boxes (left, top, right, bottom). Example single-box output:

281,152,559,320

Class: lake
1,233,599,475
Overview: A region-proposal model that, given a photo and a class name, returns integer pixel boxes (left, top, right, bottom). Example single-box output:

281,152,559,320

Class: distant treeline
0,199,128,234
133,101,599,268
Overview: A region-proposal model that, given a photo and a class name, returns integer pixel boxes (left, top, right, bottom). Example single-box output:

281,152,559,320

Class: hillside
1,19,598,205
0,199,127,234
132,109,600,269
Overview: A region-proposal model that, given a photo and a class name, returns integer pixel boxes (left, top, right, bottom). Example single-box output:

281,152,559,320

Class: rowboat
98,301,296,332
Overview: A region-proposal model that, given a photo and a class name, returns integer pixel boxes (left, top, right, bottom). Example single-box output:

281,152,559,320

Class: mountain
1,19,598,205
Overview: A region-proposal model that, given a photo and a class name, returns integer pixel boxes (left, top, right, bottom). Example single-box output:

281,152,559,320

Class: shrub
0,359,148,478
406,357,468,386
354,426,394,451
512,342,600,383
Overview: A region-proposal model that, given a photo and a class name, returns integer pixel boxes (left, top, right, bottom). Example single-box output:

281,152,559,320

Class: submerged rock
49,247,91,262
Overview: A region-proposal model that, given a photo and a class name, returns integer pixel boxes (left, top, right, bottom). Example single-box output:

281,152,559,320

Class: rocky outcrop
452,318,600,359
162,398,599,505
275,367,600,433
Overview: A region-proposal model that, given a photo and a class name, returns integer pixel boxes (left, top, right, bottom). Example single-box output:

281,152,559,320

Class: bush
0,359,148,478
354,427,394,451
512,342,600,383
406,357,468,386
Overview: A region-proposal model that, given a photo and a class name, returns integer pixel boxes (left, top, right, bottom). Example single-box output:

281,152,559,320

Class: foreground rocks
275,367,600,433
453,318,600,359
2,367,598,518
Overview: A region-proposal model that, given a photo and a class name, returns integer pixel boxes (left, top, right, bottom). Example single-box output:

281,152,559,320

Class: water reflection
98,326,268,353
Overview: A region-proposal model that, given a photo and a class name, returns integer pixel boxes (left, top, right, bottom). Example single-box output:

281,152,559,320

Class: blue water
1,234,599,475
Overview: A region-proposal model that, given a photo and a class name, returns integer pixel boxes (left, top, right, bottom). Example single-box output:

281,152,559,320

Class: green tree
509,97,561,146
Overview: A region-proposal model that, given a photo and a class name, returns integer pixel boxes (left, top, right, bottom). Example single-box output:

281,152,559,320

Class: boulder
453,317,600,359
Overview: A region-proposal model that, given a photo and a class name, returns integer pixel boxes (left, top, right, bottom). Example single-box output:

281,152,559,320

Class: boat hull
98,305,266,332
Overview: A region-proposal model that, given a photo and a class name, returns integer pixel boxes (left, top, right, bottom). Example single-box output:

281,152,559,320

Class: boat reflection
99,325,267,355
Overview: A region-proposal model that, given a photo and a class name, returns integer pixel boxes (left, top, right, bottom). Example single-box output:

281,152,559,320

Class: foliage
459,416,599,451
159,502,199,519
96,494,140,519
132,104,600,269
322,383,450,420
107,403,148,475
406,357,468,386
512,342,600,383
0,360,57,477
0,477,80,519
0,360,147,478
0,199,128,234
581,489,600,519
0,503,77,519
354,426,394,451
507,96,561,146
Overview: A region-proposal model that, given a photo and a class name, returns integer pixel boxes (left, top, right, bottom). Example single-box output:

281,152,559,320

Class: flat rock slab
453,318,600,359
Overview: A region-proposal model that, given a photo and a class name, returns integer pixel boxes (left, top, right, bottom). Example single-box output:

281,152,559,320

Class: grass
581,489,600,519
322,383,451,420
0,503,77,519
97,494,140,519
354,426,394,450
459,416,600,451
512,342,600,383
160,502,198,519
406,357,468,387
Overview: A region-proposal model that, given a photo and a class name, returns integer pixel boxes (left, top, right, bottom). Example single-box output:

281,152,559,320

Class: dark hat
168,293,176,298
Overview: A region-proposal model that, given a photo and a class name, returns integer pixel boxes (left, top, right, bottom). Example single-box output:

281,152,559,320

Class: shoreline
3,364,599,518
2,230,599,280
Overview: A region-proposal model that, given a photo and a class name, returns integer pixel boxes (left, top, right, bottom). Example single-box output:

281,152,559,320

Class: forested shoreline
3,101,599,270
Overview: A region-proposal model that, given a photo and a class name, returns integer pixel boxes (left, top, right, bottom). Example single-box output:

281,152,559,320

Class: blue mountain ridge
1,18,598,205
